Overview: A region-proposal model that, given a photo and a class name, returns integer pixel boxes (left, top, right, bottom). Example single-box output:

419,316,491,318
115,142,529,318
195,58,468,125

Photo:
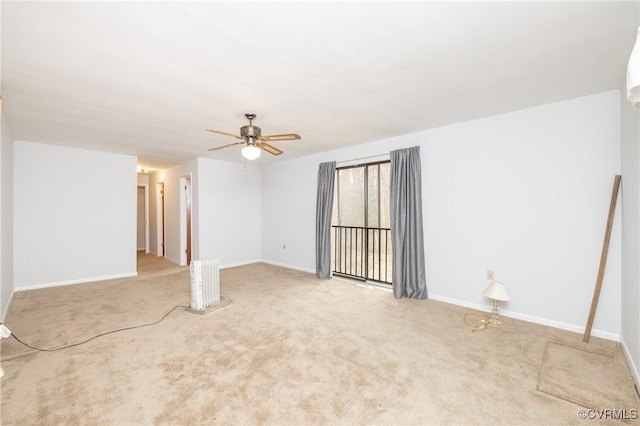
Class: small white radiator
190,258,220,310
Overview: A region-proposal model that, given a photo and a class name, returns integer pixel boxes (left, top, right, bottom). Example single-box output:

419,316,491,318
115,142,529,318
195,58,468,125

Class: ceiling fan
206,113,301,160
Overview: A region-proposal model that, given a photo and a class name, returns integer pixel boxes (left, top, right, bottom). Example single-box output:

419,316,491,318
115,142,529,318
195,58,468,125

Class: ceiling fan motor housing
240,124,261,143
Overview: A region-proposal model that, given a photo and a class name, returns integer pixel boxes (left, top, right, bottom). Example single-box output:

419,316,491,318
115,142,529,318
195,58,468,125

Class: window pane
331,171,339,226
380,162,391,228
337,167,365,227
367,164,379,228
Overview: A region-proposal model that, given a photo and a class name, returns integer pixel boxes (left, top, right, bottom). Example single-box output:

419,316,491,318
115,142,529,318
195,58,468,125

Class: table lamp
483,281,509,325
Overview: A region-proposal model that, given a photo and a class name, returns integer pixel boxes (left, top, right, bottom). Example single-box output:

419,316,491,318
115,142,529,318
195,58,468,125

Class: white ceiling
2,1,638,169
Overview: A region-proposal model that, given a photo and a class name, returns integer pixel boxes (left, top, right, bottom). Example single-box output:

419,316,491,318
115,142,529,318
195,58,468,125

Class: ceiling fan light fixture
242,145,261,160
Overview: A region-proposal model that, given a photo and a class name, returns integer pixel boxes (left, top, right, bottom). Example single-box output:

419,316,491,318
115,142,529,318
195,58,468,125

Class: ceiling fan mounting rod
245,113,256,124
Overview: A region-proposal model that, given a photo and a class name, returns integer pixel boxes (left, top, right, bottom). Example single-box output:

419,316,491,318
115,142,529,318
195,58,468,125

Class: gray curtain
390,147,427,299
315,161,336,279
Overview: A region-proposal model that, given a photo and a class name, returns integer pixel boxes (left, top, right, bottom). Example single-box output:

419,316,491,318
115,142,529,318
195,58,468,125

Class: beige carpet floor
537,341,639,413
1,257,638,425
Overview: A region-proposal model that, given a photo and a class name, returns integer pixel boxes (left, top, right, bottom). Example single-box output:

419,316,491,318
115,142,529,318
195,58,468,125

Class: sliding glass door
332,161,392,284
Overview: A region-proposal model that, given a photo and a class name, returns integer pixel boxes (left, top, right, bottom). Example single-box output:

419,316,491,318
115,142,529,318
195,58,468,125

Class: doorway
180,175,192,266
136,185,149,253
157,182,165,256
185,176,192,265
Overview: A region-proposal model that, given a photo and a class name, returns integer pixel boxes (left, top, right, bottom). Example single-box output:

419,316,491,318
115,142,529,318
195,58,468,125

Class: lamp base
487,313,502,325
487,299,502,326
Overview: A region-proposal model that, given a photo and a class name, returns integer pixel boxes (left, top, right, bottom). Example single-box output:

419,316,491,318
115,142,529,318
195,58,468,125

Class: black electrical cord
9,304,189,352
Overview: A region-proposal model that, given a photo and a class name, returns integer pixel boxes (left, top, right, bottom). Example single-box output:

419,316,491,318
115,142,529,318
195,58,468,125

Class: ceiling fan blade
205,129,243,139
258,142,283,156
208,141,244,151
259,133,301,142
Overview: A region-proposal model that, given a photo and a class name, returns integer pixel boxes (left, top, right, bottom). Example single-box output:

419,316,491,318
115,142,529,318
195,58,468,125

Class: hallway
136,252,187,277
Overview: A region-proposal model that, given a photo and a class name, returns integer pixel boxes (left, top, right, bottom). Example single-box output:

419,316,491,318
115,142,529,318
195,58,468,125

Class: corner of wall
621,335,640,396
0,112,15,320
620,78,640,392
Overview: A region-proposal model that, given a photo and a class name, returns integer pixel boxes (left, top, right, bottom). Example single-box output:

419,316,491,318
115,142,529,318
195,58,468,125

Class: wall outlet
487,269,495,281
283,244,286,250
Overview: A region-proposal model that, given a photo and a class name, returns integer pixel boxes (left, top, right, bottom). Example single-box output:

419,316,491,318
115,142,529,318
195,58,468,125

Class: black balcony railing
331,226,392,284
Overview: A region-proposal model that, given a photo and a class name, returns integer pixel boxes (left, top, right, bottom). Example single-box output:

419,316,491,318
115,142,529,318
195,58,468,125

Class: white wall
1,112,15,319
261,90,622,339
197,157,261,267
621,88,640,388
261,156,322,272
13,141,137,289
137,173,149,186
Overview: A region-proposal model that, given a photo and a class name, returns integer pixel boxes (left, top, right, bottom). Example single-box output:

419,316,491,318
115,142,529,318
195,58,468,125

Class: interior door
185,177,192,264
159,182,165,256
136,186,145,251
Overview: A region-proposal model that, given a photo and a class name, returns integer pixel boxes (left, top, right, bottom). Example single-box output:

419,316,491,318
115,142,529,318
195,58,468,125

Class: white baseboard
620,337,640,395
219,259,262,270
252,264,620,341
15,272,138,292
429,293,620,342
260,259,315,274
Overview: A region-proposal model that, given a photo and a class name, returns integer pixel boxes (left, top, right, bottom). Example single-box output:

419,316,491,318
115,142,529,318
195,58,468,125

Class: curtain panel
315,161,336,279
390,147,427,299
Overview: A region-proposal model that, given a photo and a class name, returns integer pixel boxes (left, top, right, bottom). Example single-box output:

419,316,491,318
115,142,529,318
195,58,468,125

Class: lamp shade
483,280,510,301
241,145,261,160
627,26,640,109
